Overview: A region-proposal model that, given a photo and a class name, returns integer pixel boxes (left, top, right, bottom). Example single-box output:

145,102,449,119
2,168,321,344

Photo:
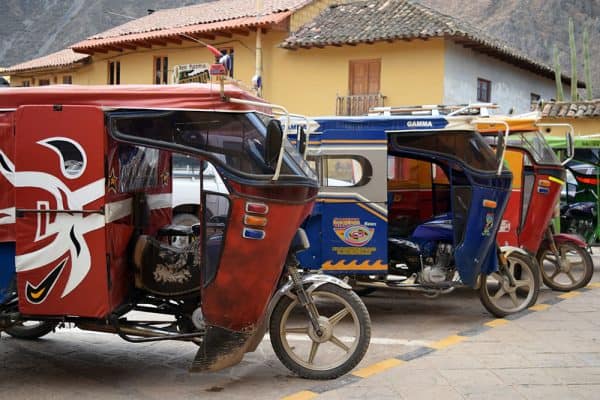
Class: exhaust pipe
77,320,204,343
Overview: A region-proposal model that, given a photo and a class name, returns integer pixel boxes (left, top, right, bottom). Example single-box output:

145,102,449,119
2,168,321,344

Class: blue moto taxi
291,105,540,317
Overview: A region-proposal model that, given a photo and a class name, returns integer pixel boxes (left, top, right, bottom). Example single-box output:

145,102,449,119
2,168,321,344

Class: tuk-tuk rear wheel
269,283,371,380
479,252,540,318
5,321,57,340
537,242,594,292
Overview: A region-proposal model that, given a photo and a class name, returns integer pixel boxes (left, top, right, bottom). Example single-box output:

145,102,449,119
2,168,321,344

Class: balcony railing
336,93,385,116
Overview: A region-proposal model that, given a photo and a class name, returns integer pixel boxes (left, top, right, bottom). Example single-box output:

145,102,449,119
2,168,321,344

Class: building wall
540,117,600,136
443,41,562,114
10,72,76,87
9,32,446,116
267,36,446,115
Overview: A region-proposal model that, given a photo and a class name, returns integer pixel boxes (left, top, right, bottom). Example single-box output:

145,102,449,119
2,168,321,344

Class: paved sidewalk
289,285,600,400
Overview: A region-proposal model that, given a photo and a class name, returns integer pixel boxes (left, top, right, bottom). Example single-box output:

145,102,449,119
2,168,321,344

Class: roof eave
72,12,292,55
5,59,91,76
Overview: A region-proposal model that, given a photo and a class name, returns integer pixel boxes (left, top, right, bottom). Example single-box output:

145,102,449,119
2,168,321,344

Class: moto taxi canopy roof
0,84,267,112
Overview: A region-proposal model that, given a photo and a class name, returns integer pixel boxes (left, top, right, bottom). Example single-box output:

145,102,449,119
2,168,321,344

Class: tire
269,283,371,380
5,321,57,340
537,242,594,291
170,212,201,248
479,252,540,317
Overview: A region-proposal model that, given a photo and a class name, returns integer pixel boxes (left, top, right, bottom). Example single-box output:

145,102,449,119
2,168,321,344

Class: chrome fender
499,246,540,279
499,245,529,258
267,274,351,322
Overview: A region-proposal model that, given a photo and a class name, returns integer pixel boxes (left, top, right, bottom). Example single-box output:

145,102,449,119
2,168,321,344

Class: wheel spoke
493,286,506,300
550,268,561,279
329,335,350,352
509,291,519,307
515,279,531,289
545,257,559,268
491,272,504,283
285,326,309,335
329,308,350,326
570,261,584,268
566,271,577,284
308,341,320,364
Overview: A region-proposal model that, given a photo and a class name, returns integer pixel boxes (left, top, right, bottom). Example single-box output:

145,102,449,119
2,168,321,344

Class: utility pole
253,0,263,97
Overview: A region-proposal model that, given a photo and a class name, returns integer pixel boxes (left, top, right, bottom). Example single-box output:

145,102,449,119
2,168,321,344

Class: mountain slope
2,0,598,99
419,0,600,98
0,0,197,68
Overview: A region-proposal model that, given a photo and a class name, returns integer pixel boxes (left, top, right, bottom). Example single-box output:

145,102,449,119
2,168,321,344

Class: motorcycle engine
388,237,421,275
420,242,453,285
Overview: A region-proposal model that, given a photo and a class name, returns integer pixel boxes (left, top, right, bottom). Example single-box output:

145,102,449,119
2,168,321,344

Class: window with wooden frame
154,56,169,84
62,75,73,84
108,61,121,85
218,48,234,77
38,79,50,86
477,78,491,102
349,59,381,95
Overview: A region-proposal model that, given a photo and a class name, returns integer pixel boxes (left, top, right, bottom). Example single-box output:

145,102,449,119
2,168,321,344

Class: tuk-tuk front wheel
537,242,594,292
479,252,540,317
269,283,371,380
4,321,57,340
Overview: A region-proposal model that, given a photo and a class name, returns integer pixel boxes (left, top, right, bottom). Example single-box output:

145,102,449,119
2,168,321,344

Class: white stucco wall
443,41,566,114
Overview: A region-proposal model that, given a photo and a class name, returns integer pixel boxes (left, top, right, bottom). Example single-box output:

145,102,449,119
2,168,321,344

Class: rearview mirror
298,126,307,156
265,119,284,169
496,132,505,164
564,130,575,166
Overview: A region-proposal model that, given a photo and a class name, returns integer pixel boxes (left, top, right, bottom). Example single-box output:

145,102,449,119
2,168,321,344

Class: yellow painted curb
429,334,466,350
281,390,318,400
587,282,600,289
558,291,581,299
352,358,404,378
484,318,509,327
529,304,551,311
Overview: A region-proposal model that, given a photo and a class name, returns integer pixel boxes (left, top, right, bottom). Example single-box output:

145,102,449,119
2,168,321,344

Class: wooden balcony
336,93,385,116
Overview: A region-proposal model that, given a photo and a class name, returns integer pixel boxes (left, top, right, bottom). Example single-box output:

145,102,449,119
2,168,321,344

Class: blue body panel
299,199,388,274
453,184,510,286
0,242,15,304
298,115,512,287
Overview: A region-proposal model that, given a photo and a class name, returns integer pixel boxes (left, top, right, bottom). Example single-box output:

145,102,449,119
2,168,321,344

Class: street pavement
1,260,600,400
302,284,600,400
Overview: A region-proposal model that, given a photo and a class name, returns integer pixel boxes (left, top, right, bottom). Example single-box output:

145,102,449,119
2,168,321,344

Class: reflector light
538,179,551,187
246,202,269,214
548,176,565,185
576,176,599,185
244,215,267,227
482,199,497,209
242,228,265,240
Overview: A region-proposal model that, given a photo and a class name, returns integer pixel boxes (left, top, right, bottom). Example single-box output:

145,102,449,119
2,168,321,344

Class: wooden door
349,59,381,95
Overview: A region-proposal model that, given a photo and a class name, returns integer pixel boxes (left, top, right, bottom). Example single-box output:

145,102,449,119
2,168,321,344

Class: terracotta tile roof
540,100,600,118
281,0,583,87
3,49,90,75
72,0,311,52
